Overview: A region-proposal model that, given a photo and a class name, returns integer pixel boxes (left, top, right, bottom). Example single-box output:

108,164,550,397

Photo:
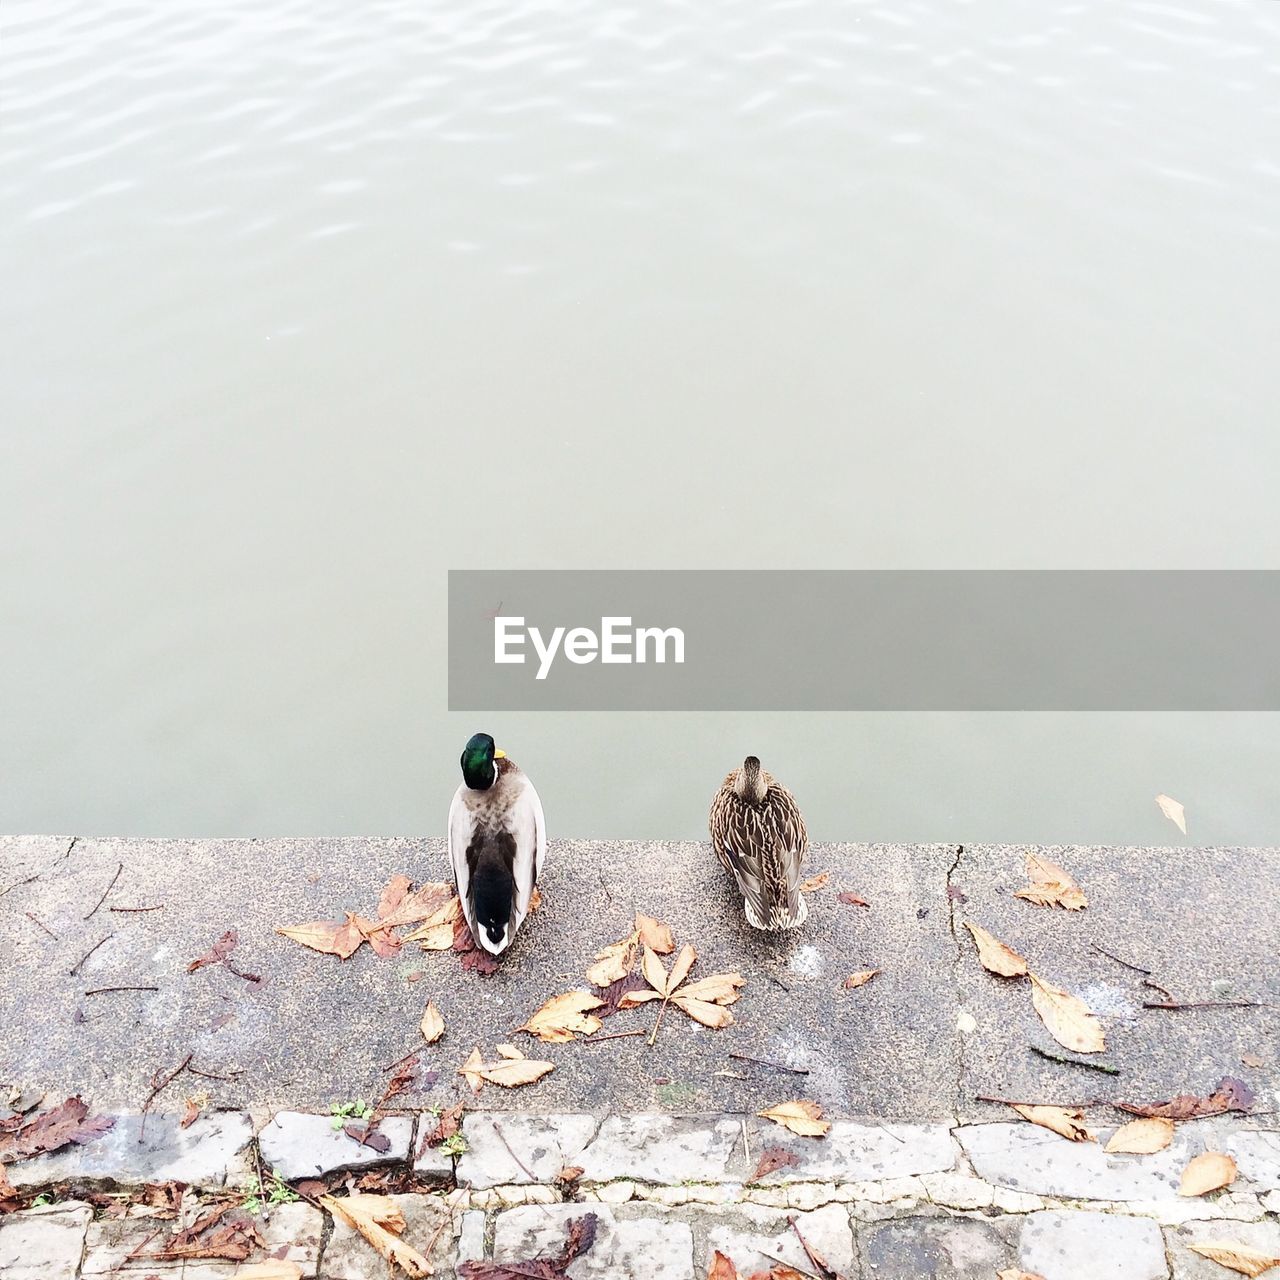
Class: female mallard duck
709,756,809,930
448,732,545,956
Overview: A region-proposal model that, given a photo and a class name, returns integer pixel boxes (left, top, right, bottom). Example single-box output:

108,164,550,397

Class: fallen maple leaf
188,930,238,972
1105,1117,1174,1154
459,1212,598,1280
517,991,604,1044
0,1096,115,1162
635,913,674,954
843,970,880,990
1010,1104,1096,1143
377,874,413,920
1119,1076,1255,1120
836,891,869,907
321,1194,432,1278
799,872,830,893
756,1100,830,1138
453,921,501,976
619,943,745,1041
708,1252,739,1280
751,1146,800,1181
1155,793,1187,835
420,1001,445,1044
1180,1151,1237,1197
964,922,1028,979
1015,854,1087,910
1029,973,1105,1054
275,916,364,960
458,1046,555,1095
1186,1243,1280,1277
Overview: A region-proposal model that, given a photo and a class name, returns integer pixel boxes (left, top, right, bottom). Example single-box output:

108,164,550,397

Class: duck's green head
460,732,504,791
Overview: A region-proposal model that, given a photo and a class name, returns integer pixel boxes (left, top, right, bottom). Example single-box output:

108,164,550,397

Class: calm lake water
3,0,1279,844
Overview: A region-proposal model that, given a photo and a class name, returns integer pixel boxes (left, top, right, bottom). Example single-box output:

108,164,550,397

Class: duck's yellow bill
494,749,506,758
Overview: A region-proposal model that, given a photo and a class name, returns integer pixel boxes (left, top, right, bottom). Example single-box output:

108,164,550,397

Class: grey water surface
2,0,1279,843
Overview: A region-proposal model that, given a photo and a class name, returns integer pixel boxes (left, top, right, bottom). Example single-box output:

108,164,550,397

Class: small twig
976,1092,1105,1108
24,911,58,939
1144,999,1279,1011
140,1052,194,1142
68,933,113,976
729,1052,809,1075
83,862,123,920
84,985,159,996
492,1120,538,1182
254,1140,270,1225
188,1065,244,1082
1089,941,1174,1001
109,904,164,914
768,971,793,993
0,873,39,899
1030,1046,1122,1076
740,1117,750,1166
582,1028,646,1044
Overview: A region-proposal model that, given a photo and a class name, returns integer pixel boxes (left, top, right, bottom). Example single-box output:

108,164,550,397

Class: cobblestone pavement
3,1107,1279,1278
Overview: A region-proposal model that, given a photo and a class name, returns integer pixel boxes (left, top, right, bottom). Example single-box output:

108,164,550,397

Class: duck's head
732,755,768,804
460,732,505,791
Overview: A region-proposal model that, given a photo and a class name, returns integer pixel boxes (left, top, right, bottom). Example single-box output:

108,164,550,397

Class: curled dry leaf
180,1091,208,1130
836,891,869,908
1010,1104,1096,1143
1015,854,1088,910
376,874,413,920
1029,973,1106,1054
458,1046,555,1094
383,882,456,930
556,1165,584,1184
420,1000,445,1044
586,935,637,987
843,970,880,990
1186,1243,1280,1277
798,872,830,893
1155,793,1188,835
750,1146,800,1182
1119,1076,1255,1120
756,1100,830,1138
188,930,239,972
964,922,1028,979
634,913,674,954
319,1194,431,1279
517,991,604,1044
1180,1151,1237,1197
1105,1117,1174,1155
708,1251,739,1280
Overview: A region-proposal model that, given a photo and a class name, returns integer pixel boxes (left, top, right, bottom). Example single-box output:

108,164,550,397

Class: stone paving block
1225,1129,1280,1190
1020,1210,1168,1280
1166,1217,1280,1279
754,1121,957,1183
456,1112,597,1187
7,1112,254,1189
324,1192,453,1279
259,1110,413,1180
413,1117,456,1179
958,1122,1189,1201
859,1215,1012,1279
577,1115,740,1184
704,1203,855,1277
0,1202,91,1280
493,1203,694,1280
919,1170,996,1210
457,1209,486,1268
259,1201,324,1274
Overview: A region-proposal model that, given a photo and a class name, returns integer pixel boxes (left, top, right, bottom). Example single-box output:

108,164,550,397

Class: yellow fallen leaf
1180,1151,1237,1197
320,1194,432,1278
233,1265,305,1280
1186,1243,1280,1277
672,996,736,1029
964,923,1029,978
843,969,880,990
676,973,746,1005
1015,854,1088,910
275,917,364,959
1156,793,1188,835
756,1100,830,1138
634,913,674,954
799,872,830,893
400,896,461,949
1010,1104,1096,1142
1029,973,1106,1054
457,1046,554,1094
585,933,638,987
420,1000,444,1044
1105,1117,1174,1154
641,943,674,997
495,1043,524,1060
517,991,604,1043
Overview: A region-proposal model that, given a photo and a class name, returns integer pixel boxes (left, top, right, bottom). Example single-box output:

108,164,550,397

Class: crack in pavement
944,844,967,1130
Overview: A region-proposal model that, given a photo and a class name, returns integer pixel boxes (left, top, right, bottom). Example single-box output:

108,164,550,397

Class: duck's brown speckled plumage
708,757,809,930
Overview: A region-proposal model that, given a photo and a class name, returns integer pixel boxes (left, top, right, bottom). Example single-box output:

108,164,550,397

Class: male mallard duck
709,756,809,930
448,732,545,956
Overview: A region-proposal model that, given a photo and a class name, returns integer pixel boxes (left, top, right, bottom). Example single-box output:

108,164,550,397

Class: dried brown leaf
964,922,1029,978
750,1146,800,1182
420,1001,445,1044
1156,793,1188,835
1119,1076,1255,1120
423,1102,465,1147
383,883,456,930
459,1211,599,1279
0,1095,116,1163
756,1100,830,1138
453,921,501,976
376,874,413,920
320,1194,431,1278
672,995,735,1029
457,1046,554,1093
275,917,364,960
1010,1104,1096,1143
1180,1151,1237,1197
641,943,673,997
708,1251,740,1280
1014,853,1087,910
1104,1117,1174,1154
843,969,880,990
517,991,604,1044
836,891,869,907
188,930,238,972
676,972,745,1005
635,913,674,954
798,872,830,893
1186,1243,1280,1277
556,1165,584,1183
1029,973,1106,1054
585,933,638,987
